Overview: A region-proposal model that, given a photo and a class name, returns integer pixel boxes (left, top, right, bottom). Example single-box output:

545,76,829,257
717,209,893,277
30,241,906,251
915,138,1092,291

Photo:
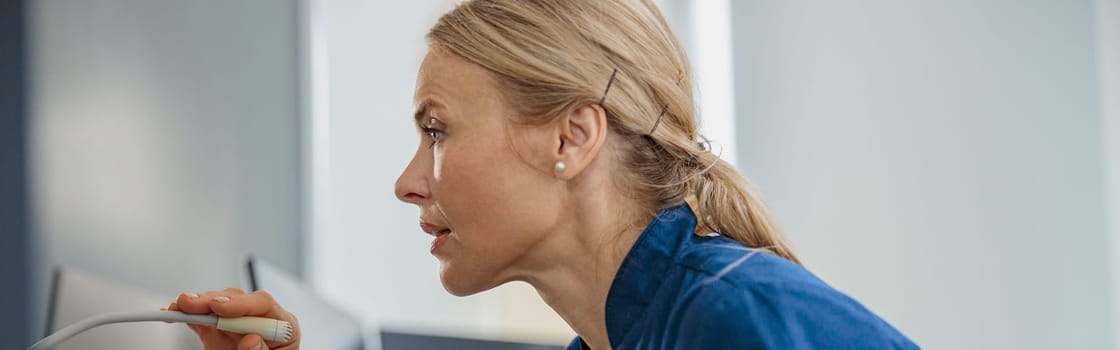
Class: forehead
414,49,503,108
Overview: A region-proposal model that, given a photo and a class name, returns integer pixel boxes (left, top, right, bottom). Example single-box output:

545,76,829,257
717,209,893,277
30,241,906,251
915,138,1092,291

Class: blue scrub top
567,204,918,349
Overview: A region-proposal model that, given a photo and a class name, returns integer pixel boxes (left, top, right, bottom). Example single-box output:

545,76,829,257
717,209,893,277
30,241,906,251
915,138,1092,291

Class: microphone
28,310,293,350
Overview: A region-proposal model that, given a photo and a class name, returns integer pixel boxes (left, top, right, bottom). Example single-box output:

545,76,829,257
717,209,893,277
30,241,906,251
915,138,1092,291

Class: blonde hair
429,0,800,264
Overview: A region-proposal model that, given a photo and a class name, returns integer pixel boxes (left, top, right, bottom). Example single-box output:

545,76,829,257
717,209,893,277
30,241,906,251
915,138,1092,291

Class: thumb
237,333,268,350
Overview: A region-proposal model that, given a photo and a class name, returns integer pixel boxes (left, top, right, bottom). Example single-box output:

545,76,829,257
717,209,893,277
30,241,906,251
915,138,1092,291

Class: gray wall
1,0,30,347
732,1,1111,348
27,0,303,340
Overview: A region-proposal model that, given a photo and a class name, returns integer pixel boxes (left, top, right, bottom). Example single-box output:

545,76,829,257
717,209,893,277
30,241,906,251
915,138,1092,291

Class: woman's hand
167,287,301,350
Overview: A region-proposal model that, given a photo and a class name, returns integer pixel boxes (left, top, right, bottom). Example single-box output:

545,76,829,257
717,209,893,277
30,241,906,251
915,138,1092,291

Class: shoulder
665,237,918,349
676,235,823,291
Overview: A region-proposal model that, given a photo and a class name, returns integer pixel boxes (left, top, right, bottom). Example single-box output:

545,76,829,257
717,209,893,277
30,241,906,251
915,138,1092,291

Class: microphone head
273,320,294,343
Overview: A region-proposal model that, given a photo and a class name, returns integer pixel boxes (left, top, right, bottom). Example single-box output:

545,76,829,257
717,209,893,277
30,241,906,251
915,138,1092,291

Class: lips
420,221,452,254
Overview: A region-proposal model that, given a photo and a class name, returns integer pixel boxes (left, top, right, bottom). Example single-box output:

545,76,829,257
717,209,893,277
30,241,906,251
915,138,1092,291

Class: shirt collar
602,203,696,347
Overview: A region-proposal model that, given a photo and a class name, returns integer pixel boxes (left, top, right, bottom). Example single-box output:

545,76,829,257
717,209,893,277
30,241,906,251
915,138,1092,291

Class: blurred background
2,0,1119,349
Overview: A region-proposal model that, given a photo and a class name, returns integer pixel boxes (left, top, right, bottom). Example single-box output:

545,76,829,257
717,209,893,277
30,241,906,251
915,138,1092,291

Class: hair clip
599,68,619,106
647,106,667,136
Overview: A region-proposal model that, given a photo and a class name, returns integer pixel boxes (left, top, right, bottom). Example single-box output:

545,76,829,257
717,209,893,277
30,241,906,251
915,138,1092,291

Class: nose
395,151,431,205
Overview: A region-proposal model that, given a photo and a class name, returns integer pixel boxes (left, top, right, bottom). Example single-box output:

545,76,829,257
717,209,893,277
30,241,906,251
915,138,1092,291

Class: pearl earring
554,161,567,173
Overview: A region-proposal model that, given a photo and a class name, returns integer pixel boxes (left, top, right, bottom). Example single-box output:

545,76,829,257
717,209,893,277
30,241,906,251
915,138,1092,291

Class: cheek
432,143,512,212
435,138,555,227
431,138,562,268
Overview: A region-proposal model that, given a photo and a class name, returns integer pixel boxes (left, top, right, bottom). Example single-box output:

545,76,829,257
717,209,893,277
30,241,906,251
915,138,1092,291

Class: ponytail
690,156,800,264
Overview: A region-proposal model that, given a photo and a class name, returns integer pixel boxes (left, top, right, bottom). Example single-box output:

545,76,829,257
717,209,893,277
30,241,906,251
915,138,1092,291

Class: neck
507,191,651,350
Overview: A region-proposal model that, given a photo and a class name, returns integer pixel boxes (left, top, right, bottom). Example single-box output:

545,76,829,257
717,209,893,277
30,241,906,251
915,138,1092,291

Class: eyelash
420,126,444,148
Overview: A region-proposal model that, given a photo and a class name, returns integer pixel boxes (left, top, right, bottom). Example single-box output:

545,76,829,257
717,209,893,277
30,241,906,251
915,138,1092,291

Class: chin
438,263,501,297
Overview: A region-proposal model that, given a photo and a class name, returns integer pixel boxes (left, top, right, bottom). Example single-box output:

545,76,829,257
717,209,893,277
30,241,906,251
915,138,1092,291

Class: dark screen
380,331,566,350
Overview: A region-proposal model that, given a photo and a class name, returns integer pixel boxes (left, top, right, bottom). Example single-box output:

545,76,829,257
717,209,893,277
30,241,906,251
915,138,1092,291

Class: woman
170,0,917,349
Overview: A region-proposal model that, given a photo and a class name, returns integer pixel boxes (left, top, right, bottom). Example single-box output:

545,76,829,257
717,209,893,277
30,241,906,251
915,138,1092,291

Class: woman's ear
553,103,608,179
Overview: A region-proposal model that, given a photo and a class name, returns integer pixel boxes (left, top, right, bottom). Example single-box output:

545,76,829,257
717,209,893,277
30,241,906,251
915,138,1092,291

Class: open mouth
420,221,452,254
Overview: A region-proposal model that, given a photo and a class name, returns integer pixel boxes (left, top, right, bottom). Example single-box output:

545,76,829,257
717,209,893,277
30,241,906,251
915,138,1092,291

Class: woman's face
395,49,563,296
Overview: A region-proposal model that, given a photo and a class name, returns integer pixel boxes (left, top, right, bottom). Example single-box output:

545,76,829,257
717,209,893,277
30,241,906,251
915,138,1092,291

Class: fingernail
257,341,268,350
183,292,198,298
213,296,230,303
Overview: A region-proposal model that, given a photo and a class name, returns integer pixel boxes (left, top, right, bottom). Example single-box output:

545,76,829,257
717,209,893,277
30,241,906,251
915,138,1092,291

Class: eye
421,126,444,147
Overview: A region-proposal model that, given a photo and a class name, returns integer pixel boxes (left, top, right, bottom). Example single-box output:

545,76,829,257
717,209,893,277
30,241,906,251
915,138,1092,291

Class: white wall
1099,0,1120,346
731,1,1111,349
28,0,302,334
660,0,739,165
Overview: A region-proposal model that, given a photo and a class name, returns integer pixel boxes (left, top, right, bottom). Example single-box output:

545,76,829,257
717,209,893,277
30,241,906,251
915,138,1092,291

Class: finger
209,290,281,318
237,333,267,350
177,288,249,314
175,292,212,314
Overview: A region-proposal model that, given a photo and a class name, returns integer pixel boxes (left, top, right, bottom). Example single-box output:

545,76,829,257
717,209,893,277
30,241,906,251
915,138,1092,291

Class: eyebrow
413,99,441,128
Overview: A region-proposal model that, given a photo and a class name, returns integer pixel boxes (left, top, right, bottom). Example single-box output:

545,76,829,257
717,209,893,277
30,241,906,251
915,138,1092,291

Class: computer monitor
44,266,197,350
246,256,366,350
379,331,566,350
